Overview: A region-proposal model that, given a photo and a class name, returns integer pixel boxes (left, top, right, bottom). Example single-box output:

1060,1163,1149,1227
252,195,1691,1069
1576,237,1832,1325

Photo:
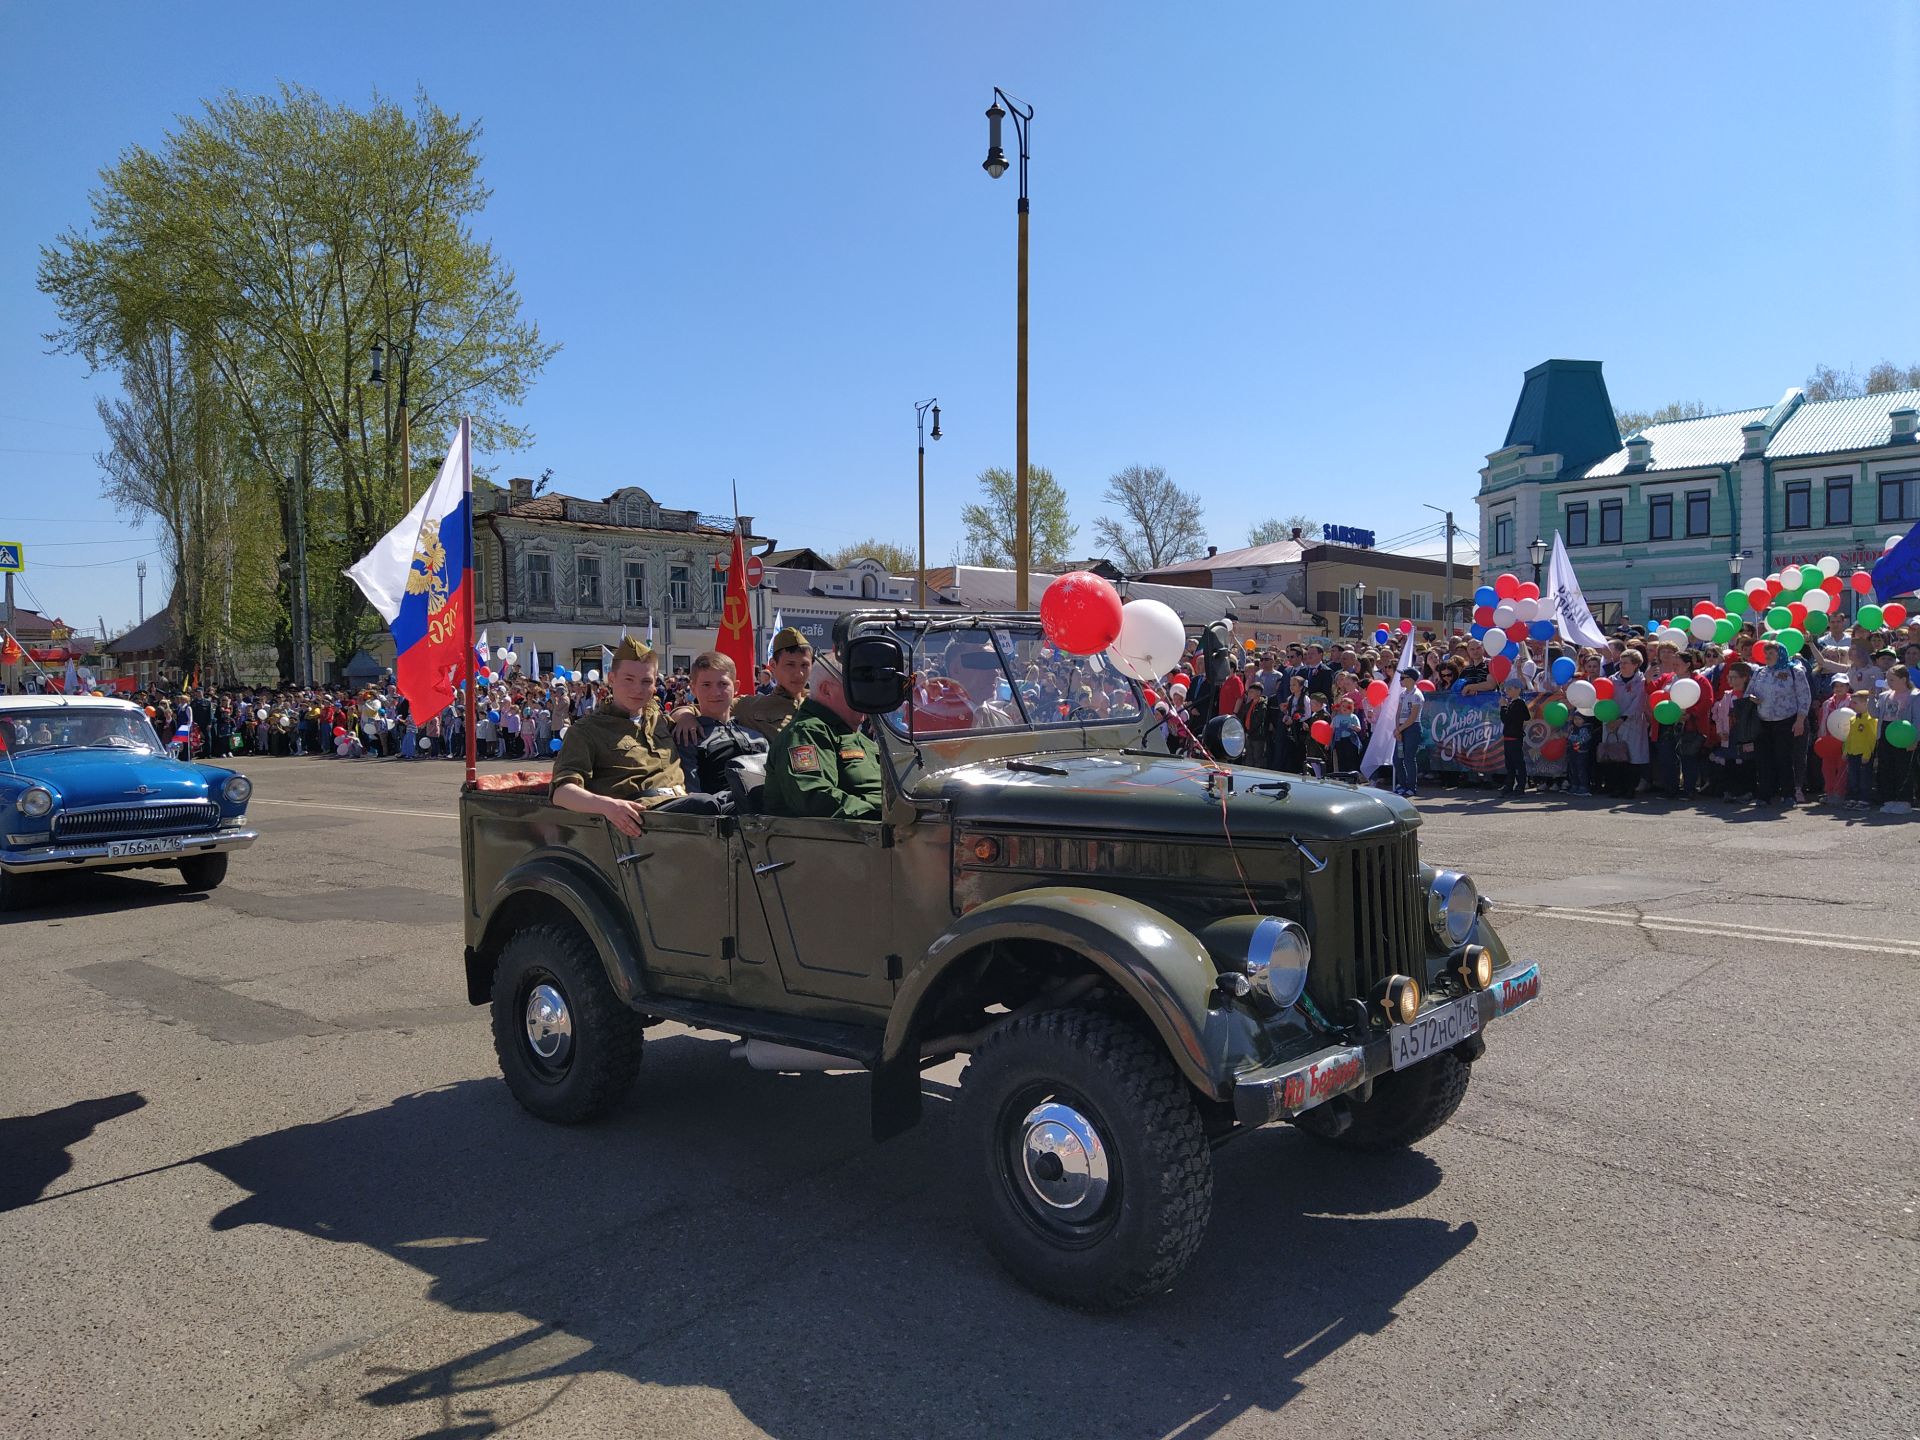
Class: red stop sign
744,555,764,588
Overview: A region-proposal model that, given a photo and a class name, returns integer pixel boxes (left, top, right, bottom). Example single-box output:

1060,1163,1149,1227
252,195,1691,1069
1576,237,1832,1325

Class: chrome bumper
1232,962,1541,1127
1,827,258,874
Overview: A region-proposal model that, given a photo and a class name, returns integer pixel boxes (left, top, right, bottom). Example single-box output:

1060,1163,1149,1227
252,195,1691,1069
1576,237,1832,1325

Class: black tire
1296,1050,1472,1151
0,869,21,913
178,853,229,892
490,921,645,1124
955,1008,1212,1311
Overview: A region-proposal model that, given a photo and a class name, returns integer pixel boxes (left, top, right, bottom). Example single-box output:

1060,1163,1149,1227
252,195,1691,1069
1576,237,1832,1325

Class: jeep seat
726,753,768,814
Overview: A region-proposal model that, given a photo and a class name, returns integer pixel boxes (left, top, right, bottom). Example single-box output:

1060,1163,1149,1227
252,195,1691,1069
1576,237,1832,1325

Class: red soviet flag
718,527,756,681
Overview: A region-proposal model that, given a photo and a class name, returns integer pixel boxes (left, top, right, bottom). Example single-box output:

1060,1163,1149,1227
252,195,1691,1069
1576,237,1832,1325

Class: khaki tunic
729,686,807,738
549,701,685,803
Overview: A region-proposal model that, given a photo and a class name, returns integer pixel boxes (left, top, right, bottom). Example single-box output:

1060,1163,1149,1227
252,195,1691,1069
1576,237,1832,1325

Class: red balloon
1473,605,1495,626
1883,602,1909,627
1039,571,1124,656
1310,719,1333,746
1750,639,1771,664
1850,571,1873,595
1505,622,1528,641
1416,678,1436,693
1518,581,1541,602
1488,656,1512,682
1494,573,1521,600
1692,601,1715,617
1540,736,1567,761
1766,579,1783,597
1649,689,1670,708
1745,587,1768,612
332,726,346,737
1365,679,1390,705
1593,677,1616,701
1814,733,1843,761
1787,602,1808,627
1142,685,1161,707
1398,619,1413,635
1822,575,1843,596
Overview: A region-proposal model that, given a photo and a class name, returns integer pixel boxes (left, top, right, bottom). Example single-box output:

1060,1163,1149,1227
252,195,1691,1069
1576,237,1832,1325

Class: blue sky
2,1,1915,638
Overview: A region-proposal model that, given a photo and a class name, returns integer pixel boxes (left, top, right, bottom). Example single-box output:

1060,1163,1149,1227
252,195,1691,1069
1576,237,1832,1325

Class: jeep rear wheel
490,921,645,1124
1296,1050,1472,1151
955,1008,1212,1311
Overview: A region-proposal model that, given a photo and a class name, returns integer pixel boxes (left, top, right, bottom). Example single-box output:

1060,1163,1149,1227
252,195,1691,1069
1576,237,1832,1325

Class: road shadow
0,1091,148,1212
195,1037,1476,1438
0,869,208,922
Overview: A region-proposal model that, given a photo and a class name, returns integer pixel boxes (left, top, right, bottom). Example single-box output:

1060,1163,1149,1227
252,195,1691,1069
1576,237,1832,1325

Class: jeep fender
468,850,647,1008
884,886,1225,1098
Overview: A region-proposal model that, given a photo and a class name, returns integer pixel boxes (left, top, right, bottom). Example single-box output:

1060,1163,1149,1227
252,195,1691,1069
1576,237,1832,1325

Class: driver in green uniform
763,653,884,820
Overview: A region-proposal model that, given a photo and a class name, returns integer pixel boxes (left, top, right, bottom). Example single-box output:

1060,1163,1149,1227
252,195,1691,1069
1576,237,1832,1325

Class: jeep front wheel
489,921,645,1124
1296,1050,1472,1151
955,1008,1212,1311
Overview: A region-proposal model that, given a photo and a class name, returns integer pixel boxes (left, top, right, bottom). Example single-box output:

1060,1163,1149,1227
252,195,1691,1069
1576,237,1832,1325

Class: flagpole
461,416,478,787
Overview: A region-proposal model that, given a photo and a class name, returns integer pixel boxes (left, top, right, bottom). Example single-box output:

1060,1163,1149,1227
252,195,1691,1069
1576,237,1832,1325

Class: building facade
1139,540,1476,639
1478,360,1920,626
473,477,768,676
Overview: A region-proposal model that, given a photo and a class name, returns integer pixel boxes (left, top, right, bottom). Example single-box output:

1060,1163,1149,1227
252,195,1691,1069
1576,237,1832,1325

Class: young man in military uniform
670,625,812,745
550,636,688,836
764,652,885,820
674,650,768,799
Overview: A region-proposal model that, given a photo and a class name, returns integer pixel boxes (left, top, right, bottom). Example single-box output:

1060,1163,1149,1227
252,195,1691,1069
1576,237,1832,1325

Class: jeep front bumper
1231,962,1540,1127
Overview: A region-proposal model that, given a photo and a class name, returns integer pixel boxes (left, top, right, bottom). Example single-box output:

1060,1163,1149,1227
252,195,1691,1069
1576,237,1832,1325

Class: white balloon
1565,679,1598,715
1827,706,1856,740
1804,588,1832,613
1492,602,1519,629
1512,596,1539,623
1669,676,1701,709
1688,614,1716,642
1780,565,1804,591
1483,628,1509,656
587,669,602,683
1817,555,1841,578
1521,658,1538,677
505,651,518,666
1108,598,1187,680
495,646,509,661
1889,535,1904,553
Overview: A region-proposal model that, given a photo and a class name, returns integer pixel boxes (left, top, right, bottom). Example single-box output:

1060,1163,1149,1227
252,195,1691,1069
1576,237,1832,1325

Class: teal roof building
1477,360,1920,627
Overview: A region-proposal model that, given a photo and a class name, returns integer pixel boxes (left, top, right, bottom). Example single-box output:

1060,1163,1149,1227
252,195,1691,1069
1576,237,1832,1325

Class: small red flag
717,527,756,681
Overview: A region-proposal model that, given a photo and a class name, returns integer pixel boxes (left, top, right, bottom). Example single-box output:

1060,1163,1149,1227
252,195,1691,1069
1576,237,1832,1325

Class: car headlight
1245,917,1310,1010
17,786,53,819
1427,870,1479,948
222,775,252,805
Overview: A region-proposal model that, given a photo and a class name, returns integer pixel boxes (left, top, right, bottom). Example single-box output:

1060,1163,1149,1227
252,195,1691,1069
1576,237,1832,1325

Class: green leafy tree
1247,514,1319,545
1091,464,1205,572
958,465,1077,569
38,84,558,675
827,539,919,575
1613,399,1709,435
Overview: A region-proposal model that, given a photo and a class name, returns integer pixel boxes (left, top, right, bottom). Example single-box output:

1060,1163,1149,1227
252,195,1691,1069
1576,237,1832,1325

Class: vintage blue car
0,695,257,910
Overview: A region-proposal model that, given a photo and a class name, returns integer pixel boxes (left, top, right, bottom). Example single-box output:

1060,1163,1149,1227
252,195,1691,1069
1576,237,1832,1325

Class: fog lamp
1457,944,1493,992
1376,974,1420,1027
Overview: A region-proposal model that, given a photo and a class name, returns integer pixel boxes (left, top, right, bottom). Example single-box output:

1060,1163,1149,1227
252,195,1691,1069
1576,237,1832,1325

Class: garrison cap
613,635,656,665
771,626,814,656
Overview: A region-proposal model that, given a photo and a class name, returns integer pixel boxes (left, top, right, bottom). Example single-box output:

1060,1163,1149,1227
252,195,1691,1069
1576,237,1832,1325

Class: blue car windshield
0,709,164,756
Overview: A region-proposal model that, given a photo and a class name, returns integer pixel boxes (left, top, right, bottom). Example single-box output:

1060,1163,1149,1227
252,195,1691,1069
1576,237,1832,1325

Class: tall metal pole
399,342,413,513
294,402,313,687
1425,502,1455,638
983,91,1033,609
136,560,147,625
915,398,940,608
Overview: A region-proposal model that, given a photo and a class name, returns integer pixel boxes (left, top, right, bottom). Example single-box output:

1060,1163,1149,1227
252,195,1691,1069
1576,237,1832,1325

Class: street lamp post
914,399,942,608
368,336,414,512
981,88,1034,609
1528,535,1549,587
1727,552,1744,584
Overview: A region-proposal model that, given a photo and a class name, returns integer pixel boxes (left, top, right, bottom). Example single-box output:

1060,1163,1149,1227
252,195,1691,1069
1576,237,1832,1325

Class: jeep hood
912,750,1415,843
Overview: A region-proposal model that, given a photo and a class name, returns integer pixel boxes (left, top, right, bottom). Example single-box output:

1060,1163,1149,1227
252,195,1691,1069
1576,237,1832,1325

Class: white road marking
253,798,453,821
1501,903,1920,958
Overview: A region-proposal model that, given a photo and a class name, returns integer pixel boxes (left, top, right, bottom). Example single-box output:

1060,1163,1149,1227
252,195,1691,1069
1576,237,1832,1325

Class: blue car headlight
17,786,53,819
222,775,252,805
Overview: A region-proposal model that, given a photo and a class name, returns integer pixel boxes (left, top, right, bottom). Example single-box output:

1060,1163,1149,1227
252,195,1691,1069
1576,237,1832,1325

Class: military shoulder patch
789,743,821,773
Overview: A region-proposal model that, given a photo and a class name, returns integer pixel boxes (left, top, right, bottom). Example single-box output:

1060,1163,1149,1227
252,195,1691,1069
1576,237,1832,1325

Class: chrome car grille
52,801,222,841
1306,832,1425,1017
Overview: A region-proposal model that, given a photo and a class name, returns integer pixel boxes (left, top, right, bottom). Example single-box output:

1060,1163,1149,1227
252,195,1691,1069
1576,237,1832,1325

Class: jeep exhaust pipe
729,1039,859,1073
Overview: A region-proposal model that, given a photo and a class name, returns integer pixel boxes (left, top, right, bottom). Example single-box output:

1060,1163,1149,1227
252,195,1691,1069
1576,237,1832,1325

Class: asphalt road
2,756,1914,1439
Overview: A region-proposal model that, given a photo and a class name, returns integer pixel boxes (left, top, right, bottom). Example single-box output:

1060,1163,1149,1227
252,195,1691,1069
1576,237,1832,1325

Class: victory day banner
1415,692,1567,778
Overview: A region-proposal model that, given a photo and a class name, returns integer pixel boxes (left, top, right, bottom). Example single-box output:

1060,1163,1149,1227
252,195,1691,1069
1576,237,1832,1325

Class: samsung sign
1323,524,1376,548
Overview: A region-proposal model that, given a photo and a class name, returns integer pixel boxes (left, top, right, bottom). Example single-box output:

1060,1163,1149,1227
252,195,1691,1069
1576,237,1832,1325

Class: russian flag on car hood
345,424,473,718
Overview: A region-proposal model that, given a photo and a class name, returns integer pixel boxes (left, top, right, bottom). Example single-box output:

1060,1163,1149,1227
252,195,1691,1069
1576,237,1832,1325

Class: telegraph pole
1424,503,1455,638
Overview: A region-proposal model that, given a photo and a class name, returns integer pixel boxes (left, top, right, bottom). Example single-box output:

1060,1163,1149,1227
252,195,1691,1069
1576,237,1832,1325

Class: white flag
1544,533,1609,648
527,640,540,682
1358,630,1416,781
599,644,614,677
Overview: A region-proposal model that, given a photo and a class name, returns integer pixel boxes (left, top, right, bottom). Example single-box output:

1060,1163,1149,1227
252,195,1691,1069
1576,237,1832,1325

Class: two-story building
1478,359,1920,626
473,477,768,676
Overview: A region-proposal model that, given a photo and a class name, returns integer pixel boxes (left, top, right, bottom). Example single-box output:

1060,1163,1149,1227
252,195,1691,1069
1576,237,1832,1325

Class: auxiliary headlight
1375,974,1421,1027
17,786,53,819
1427,870,1479,949
222,775,253,805
1457,944,1493,992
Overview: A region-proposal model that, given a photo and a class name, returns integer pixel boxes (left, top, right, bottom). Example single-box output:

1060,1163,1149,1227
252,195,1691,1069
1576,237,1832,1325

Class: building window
577,555,602,608
1880,472,1920,523
1590,600,1624,629
1784,481,1811,530
1648,496,1673,542
1492,513,1514,556
668,564,691,611
1338,584,1361,616
1686,490,1711,538
1826,479,1852,527
1599,499,1623,545
526,553,553,605
624,560,647,610
1374,586,1399,619
1565,503,1589,547
1411,592,1432,621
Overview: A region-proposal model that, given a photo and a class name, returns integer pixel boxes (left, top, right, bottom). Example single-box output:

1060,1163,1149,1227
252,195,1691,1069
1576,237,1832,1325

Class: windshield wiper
1005,758,1068,777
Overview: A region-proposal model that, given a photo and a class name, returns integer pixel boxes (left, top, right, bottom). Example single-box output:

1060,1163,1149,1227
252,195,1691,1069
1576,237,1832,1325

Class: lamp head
930,404,941,441
368,337,385,386
983,101,1010,179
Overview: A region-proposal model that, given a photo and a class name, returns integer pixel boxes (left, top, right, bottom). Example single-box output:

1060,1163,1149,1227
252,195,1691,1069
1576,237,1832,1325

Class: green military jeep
460,612,1540,1309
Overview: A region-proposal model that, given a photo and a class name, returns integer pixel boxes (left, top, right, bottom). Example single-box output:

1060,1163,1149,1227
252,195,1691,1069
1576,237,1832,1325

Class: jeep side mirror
842,634,911,714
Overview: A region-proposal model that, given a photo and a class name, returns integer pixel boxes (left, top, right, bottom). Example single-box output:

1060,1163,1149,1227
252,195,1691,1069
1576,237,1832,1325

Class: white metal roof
0,695,143,713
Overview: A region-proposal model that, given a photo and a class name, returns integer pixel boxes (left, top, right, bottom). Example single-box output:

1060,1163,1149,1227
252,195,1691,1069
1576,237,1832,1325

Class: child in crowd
1842,688,1878,810
1815,682,1852,804
1498,677,1531,796
1304,694,1331,776
1874,665,1915,815
1711,661,1760,801
1330,696,1364,774
1565,706,1594,796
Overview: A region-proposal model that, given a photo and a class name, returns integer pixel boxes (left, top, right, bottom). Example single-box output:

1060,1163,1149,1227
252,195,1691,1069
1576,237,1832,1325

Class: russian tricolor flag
346,422,474,719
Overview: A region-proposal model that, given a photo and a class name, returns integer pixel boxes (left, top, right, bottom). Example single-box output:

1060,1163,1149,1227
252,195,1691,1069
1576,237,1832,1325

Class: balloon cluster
1039,571,1193,681
1672,555,1914,664
1470,574,1556,649
1371,619,1414,645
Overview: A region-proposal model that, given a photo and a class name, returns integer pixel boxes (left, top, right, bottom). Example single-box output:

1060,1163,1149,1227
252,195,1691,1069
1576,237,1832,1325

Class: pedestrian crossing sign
0,542,21,572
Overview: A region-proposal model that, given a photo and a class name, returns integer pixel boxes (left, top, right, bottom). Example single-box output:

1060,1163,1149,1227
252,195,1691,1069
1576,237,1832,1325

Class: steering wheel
909,676,975,733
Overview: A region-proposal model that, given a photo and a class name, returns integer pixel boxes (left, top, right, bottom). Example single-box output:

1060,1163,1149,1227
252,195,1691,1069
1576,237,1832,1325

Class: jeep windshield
883,621,1144,738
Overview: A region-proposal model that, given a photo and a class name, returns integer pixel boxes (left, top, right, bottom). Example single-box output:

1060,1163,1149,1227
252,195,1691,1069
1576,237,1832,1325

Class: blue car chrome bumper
1,827,258,873
1231,962,1542,1127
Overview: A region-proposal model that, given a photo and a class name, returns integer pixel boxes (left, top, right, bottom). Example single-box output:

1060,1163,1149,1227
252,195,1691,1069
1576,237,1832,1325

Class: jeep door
611,810,732,994
732,813,894,1013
